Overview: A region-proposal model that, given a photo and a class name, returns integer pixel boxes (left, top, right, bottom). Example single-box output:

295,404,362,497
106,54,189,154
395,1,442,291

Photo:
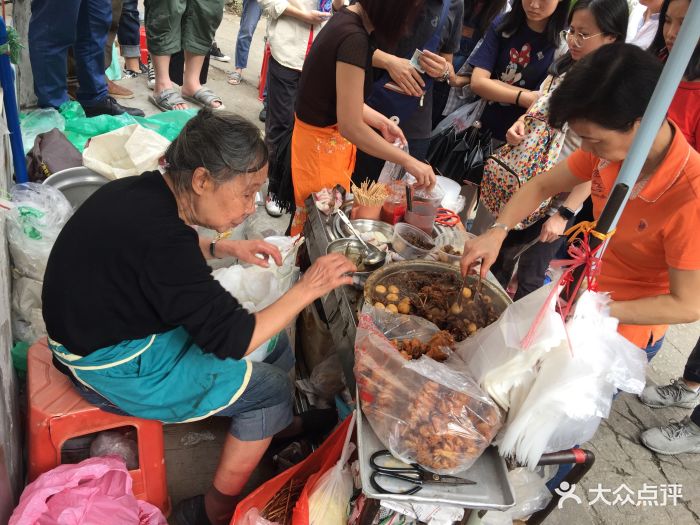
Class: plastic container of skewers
350,179,389,221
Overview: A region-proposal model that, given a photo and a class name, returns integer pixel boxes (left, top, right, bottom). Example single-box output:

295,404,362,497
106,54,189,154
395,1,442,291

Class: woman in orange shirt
461,43,700,360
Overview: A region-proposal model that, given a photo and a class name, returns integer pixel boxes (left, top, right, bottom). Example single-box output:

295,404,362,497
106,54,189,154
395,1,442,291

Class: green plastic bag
105,43,121,81
60,102,197,152
11,341,29,379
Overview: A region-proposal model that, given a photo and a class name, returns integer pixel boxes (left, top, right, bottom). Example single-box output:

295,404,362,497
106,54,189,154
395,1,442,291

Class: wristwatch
209,238,221,259
557,205,575,220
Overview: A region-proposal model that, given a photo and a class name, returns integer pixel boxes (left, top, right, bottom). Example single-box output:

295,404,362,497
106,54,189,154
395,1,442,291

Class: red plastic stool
27,339,170,515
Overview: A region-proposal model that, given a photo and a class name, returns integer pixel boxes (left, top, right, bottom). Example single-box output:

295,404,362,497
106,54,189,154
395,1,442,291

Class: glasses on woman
560,29,604,48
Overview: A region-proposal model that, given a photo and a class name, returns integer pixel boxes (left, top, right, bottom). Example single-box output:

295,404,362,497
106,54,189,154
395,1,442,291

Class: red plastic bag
232,415,354,525
9,456,166,525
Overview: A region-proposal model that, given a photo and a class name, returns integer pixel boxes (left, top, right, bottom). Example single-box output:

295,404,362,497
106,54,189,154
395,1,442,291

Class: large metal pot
43,167,110,209
363,260,511,315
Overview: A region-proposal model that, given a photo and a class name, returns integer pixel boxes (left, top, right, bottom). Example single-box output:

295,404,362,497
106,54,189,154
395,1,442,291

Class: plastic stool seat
27,339,170,515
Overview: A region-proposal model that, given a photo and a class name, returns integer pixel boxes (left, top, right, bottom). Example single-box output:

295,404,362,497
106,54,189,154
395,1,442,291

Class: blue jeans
644,336,665,361
235,0,262,69
29,0,111,108
72,333,295,441
117,0,141,58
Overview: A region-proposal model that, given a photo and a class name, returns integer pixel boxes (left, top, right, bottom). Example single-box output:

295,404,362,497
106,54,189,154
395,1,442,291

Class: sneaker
265,196,283,217
122,68,141,79
146,56,155,90
210,41,231,62
173,494,211,525
641,417,700,455
139,61,149,75
82,96,145,118
640,378,700,409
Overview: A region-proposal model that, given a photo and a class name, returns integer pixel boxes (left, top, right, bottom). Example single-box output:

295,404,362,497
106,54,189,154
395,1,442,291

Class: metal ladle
336,210,386,267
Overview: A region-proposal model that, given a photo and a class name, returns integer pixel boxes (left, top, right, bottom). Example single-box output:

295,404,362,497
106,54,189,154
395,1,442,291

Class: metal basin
363,259,511,315
43,167,110,209
337,219,394,245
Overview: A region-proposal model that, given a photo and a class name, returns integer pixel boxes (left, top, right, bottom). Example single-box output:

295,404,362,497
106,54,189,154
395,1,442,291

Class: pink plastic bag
10,456,166,525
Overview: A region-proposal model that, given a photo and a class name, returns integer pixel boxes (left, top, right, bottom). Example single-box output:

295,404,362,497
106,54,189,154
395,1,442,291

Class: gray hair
164,109,269,195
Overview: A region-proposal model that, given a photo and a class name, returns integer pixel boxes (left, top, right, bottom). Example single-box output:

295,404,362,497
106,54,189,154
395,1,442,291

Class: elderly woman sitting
42,109,355,525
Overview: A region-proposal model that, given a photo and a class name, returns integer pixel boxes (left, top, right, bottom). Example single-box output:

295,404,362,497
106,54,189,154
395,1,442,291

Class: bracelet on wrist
515,90,523,107
209,231,232,259
489,222,510,234
440,67,450,83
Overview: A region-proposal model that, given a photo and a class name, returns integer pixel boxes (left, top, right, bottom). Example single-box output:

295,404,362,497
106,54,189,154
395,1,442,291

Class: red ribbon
520,231,604,351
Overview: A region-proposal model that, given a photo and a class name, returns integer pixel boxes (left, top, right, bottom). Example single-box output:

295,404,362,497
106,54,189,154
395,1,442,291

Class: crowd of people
29,0,700,524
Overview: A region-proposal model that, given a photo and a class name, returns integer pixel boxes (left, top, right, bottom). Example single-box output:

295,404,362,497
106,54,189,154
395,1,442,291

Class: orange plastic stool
27,339,170,515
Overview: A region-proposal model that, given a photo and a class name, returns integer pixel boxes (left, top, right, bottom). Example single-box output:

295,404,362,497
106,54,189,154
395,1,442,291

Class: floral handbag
480,76,566,230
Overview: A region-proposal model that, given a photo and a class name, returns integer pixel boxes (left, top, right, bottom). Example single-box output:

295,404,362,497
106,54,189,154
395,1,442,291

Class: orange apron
290,116,356,236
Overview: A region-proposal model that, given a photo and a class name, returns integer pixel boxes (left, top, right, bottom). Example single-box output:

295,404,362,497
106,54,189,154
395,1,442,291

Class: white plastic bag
90,431,139,470
308,412,356,525
503,467,552,520
83,124,171,180
7,182,73,281
12,275,46,343
455,282,567,411
498,291,646,468
212,235,301,361
377,140,409,184
431,98,486,137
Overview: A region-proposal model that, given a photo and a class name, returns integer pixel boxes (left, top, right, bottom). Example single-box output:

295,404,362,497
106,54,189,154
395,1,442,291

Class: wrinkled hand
377,116,407,146
221,239,283,268
406,158,436,189
539,214,568,243
305,10,331,24
386,56,425,97
298,253,356,300
506,119,526,146
460,229,507,279
419,50,449,79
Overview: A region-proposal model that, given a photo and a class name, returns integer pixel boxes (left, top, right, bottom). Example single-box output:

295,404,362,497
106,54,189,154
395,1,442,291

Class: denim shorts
72,332,295,442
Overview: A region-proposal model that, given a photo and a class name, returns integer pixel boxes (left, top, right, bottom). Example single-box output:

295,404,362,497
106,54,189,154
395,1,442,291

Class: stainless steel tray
357,401,515,510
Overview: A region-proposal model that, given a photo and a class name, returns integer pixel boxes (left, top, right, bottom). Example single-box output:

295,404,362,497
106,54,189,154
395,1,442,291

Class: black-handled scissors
369,450,477,495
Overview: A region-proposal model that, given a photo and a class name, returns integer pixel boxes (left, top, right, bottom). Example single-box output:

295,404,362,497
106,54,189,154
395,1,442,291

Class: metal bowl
337,219,394,245
363,260,511,315
43,167,110,209
327,238,386,288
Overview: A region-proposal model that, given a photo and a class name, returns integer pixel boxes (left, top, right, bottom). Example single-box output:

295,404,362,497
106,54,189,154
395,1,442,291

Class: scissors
369,450,476,495
435,208,461,227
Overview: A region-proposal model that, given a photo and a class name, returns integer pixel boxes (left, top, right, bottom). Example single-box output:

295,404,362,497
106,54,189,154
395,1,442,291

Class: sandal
149,88,188,112
227,71,242,85
182,87,225,110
